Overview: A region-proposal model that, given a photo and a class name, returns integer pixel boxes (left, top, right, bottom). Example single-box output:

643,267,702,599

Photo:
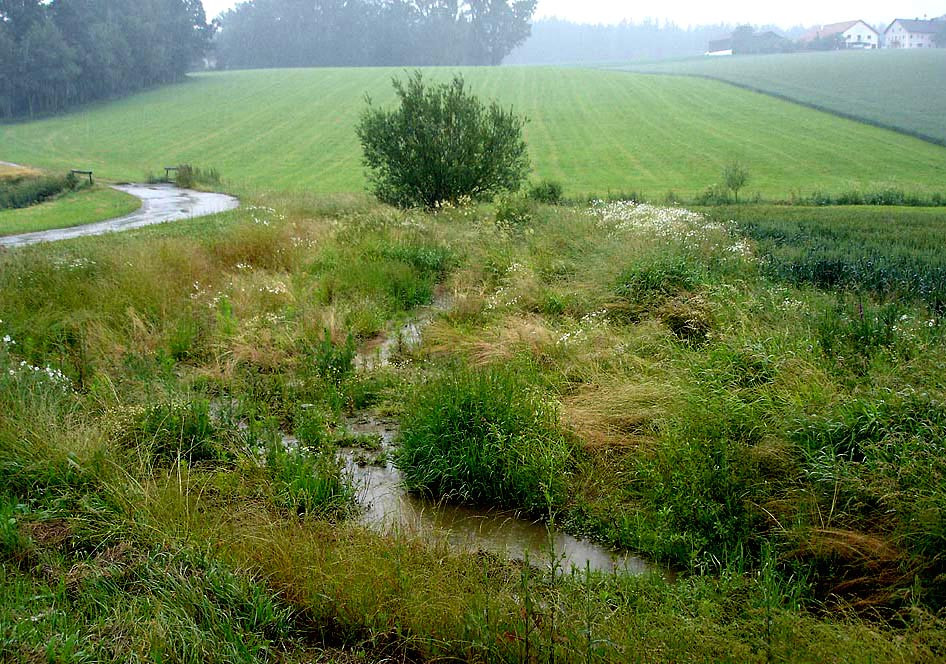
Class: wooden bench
164,166,179,181
70,169,93,185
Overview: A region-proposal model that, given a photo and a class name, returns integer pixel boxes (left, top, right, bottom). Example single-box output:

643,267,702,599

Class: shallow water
340,416,659,576
0,183,239,248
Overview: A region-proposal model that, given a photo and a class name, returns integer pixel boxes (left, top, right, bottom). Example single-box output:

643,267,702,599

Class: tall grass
398,364,575,515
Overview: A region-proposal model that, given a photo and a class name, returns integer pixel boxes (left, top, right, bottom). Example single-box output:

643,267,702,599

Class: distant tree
215,0,537,69
356,72,530,208
723,161,750,203
466,0,538,65
0,0,213,119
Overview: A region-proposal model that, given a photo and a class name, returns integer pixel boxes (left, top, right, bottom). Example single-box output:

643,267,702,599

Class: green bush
0,172,84,210
526,179,564,204
397,365,574,515
356,71,530,208
174,164,221,189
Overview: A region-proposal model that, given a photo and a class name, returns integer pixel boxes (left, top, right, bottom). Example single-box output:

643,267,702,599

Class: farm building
705,38,733,56
883,18,944,48
799,20,879,49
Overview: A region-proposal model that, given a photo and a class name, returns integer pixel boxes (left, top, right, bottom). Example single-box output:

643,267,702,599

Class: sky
201,0,946,28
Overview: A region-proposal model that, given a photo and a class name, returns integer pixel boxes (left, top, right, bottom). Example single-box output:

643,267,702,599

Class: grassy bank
1,194,945,660
0,186,141,237
3,67,946,198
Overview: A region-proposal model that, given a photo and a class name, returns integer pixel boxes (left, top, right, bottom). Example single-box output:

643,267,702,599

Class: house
883,18,944,48
706,38,733,56
800,20,880,49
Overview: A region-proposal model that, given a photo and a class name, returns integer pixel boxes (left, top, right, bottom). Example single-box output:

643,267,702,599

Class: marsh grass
1,193,945,659
398,364,575,515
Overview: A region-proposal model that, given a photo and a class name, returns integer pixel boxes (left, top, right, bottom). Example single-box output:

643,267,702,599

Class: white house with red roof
800,20,880,49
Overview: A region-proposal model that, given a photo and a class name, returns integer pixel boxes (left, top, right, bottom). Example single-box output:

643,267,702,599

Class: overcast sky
202,0,946,28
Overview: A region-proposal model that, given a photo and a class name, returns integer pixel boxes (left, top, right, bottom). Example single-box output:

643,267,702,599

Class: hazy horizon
202,0,946,29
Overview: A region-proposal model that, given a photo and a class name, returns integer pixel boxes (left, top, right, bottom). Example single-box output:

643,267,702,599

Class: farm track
0,183,239,248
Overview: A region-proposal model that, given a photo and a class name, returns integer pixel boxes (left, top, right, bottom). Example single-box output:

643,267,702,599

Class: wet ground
0,183,239,248
338,416,659,576
341,295,663,577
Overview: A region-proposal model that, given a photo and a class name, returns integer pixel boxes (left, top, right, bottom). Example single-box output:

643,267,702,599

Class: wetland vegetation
2,190,945,661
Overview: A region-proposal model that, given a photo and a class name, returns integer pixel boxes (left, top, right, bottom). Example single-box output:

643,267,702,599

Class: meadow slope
620,50,946,145
2,67,946,198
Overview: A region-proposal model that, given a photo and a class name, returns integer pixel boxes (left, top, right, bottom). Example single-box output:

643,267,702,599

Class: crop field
621,49,946,145
2,66,946,198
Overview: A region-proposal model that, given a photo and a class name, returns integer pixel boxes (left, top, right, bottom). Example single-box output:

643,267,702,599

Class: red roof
800,20,876,42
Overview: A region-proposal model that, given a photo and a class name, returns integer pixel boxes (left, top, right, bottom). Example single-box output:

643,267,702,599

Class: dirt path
0,183,240,249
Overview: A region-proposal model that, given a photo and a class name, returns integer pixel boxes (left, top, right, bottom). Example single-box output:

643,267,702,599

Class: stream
337,296,662,577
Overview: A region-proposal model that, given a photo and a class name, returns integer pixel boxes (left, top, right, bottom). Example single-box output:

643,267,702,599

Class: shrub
397,365,574,515
0,172,84,210
356,71,530,208
494,194,534,227
694,183,731,206
526,179,564,205
138,399,222,462
722,161,750,203
174,164,221,189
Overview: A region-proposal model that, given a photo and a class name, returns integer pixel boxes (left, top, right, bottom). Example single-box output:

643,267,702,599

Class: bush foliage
356,72,530,208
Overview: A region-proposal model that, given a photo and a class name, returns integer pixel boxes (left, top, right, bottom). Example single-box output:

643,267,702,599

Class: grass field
621,50,946,145
2,67,946,198
0,186,140,237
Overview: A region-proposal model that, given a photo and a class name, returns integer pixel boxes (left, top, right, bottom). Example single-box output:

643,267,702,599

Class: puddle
0,183,239,248
337,416,660,577
355,293,452,370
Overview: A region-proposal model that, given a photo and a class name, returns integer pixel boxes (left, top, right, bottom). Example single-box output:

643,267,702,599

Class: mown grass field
621,50,946,145
2,67,946,198
0,186,140,236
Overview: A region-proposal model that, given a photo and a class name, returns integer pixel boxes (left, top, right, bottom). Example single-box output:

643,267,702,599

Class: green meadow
2,66,946,198
622,49,946,145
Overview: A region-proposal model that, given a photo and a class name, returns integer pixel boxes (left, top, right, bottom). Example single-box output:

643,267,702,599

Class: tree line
215,0,537,69
0,0,213,119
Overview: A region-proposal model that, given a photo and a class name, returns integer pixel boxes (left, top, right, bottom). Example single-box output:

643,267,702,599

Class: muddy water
0,183,239,248
344,294,660,575
339,416,658,576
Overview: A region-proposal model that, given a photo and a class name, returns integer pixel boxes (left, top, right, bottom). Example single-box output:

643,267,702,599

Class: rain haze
203,0,946,26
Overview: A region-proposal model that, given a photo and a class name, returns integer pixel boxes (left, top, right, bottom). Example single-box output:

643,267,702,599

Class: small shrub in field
494,194,534,227
526,179,564,204
356,71,530,208
694,183,731,205
723,161,750,203
657,293,713,344
0,171,84,210
174,164,221,189
397,365,574,515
